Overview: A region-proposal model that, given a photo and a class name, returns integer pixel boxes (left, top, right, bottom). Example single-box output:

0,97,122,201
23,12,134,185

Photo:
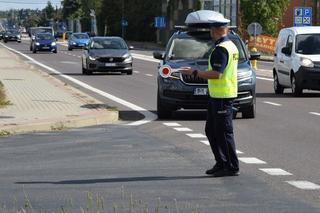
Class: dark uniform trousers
205,97,239,171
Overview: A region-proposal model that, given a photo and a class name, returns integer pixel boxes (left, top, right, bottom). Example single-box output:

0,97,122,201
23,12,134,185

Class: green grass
0,81,10,107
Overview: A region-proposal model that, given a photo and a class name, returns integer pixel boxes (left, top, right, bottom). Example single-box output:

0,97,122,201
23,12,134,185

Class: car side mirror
153,51,165,60
281,47,291,55
249,52,261,60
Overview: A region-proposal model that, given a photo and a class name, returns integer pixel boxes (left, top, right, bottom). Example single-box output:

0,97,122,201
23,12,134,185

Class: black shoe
205,164,223,175
211,169,240,177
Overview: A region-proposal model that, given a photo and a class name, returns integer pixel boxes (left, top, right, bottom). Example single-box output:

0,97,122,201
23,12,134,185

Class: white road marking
60,61,79,65
186,133,207,138
309,112,320,116
174,127,192,132
239,157,267,164
259,168,292,176
133,71,140,74
131,53,159,63
256,76,273,81
0,43,157,126
200,140,210,145
77,56,81,58
236,150,244,154
163,122,181,127
286,181,320,190
145,74,153,77
263,101,282,106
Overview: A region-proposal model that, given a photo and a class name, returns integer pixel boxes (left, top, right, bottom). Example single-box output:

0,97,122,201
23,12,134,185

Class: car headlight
123,55,132,63
17,35,21,38
5,35,8,37
35,42,40,46
238,70,253,82
51,42,57,46
72,42,76,45
89,55,97,61
300,57,314,68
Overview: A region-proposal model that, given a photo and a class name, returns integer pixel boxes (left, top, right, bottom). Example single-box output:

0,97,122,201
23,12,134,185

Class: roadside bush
0,81,10,107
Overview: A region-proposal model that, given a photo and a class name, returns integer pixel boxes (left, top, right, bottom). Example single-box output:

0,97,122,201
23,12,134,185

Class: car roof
93,36,123,40
285,26,320,35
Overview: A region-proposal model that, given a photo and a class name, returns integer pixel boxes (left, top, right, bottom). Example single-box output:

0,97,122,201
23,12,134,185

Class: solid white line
256,76,273,81
238,157,267,164
131,53,159,63
286,181,320,190
163,122,181,127
0,43,157,126
259,168,292,176
174,127,192,132
263,101,282,106
145,74,153,77
309,112,320,116
186,133,206,138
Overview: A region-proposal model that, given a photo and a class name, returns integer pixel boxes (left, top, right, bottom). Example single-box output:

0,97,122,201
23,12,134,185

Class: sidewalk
0,46,118,135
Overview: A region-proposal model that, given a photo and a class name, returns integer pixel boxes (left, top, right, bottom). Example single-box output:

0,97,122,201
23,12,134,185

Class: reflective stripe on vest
208,40,239,98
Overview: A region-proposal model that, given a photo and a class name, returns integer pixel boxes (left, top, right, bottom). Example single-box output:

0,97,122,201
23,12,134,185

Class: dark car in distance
32,33,57,53
82,36,133,75
3,29,21,43
154,29,260,119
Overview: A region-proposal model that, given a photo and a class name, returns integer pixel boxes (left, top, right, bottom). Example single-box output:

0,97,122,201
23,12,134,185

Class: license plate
194,88,208,96
105,63,116,67
42,47,50,49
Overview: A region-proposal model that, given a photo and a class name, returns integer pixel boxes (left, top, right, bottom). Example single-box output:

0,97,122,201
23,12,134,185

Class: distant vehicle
68,33,90,51
3,29,21,43
32,32,57,54
29,27,54,51
273,26,320,96
82,36,133,75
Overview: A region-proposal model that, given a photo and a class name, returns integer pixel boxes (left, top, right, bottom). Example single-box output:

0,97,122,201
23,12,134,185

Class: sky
0,0,61,11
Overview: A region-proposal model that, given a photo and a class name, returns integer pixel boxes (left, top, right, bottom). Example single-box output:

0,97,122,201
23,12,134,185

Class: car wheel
68,47,72,51
242,100,256,119
273,72,284,94
157,92,172,119
33,49,36,54
291,74,302,96
82,66,92,75
18,41,21,43
126,70,133,75
53,49,57,54
4,40,7,43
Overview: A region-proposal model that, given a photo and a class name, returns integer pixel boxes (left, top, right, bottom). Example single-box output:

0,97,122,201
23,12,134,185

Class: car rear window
167,35,246,63
296,34,320,54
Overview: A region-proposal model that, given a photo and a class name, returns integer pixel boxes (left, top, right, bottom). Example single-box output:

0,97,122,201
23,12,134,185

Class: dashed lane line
163,122,181,127
309,112,320,116
133,71,140,74
145,74,153,77
259,168,293,176
286,181,320,190
256,76,273,81
173,127,193,132
186,133,207,138
239,157,267,164
263,101,282,106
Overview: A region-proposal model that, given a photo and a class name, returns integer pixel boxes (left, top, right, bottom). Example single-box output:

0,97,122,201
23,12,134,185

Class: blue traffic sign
121,20,128,27
155,16,166,28
294,7,312,26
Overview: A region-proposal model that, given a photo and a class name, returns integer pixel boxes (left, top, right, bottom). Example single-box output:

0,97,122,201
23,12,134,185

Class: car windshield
295,34,320,54
36,34,53,40
73,34,89,39
7,30,18,34
90,39,127,49
33,28,52,35
168,36,246,63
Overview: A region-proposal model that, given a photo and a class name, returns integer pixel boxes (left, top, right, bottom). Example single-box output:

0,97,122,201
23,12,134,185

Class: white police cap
185,10,230,27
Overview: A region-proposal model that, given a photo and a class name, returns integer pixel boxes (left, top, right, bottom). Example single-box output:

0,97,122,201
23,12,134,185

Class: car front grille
97,57,124,63
181,74,207,85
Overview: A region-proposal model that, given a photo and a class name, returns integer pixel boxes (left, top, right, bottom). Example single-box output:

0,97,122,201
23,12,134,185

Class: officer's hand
178,66,193,75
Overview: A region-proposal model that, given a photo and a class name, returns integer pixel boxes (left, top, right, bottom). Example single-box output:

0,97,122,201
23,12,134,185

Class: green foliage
240,0,290,36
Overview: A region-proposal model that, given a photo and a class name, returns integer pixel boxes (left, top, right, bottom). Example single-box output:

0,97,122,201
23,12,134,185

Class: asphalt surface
1,40,320,212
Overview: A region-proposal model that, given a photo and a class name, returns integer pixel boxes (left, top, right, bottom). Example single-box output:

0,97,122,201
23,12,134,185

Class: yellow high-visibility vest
208,40,239,98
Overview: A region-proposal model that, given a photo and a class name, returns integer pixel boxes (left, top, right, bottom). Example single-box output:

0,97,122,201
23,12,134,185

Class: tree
240,0,289,36
44,1,55,20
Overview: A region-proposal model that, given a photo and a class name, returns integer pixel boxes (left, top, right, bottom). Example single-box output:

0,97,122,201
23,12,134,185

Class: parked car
29,27,54,51
3,29,21,43
153,10,259,119
32,32,57,54
68,33,90,50
273,26,320,96
82,36,133,75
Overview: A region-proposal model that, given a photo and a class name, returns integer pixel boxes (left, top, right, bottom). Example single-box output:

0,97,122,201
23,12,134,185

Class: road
0,40,320,212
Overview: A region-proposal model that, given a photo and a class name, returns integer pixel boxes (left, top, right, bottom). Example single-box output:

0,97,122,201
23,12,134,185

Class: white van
273,26,320,96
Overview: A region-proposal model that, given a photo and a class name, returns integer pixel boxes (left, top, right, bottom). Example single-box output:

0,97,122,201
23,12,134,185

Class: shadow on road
15,175,212,185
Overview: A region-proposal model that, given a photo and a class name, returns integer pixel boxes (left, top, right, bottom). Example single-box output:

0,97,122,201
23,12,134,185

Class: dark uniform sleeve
209,46,229,74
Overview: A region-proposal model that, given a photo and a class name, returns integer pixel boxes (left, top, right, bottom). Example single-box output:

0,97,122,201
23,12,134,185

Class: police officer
179,12,239,177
